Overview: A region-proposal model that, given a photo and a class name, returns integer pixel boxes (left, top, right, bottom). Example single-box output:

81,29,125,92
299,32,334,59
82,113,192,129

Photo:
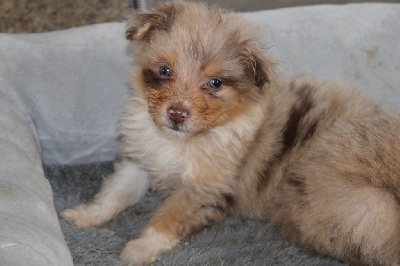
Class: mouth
162,124,192,139
161,114,190,133
154,113,194,137
167,123,189,133
171,126,182,132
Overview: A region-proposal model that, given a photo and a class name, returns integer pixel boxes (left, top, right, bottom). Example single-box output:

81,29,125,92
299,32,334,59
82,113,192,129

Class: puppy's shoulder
275,75,383,117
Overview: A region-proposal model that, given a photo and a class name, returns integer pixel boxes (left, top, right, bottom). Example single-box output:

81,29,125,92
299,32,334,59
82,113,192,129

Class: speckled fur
62,1,400,265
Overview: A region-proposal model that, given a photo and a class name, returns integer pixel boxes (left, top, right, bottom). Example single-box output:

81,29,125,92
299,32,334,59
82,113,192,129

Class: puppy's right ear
125,3,177,42
241,42,276,89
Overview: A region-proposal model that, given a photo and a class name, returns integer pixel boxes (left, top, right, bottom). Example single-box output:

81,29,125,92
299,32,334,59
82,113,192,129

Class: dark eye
159,66,171,77
209,78,222,89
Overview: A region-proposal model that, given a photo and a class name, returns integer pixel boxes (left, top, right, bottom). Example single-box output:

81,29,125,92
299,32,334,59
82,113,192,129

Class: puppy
61,1,400,265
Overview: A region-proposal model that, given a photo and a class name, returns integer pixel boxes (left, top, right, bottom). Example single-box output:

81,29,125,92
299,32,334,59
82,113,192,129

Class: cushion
0,89,73,264
255,4,400,110
0,23,131,166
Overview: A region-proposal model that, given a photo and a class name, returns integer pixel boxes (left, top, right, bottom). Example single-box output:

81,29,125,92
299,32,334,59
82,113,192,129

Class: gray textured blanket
45,162,345,266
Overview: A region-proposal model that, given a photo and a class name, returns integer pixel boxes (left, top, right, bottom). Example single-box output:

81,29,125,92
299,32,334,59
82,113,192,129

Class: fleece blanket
45,162,345,265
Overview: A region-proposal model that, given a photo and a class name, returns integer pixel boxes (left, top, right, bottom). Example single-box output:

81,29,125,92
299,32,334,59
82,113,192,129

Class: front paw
120,238,158,266
60,203,105,228
120,229,178,266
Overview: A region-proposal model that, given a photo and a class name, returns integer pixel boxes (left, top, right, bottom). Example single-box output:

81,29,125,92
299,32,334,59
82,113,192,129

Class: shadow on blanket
44,162,345,266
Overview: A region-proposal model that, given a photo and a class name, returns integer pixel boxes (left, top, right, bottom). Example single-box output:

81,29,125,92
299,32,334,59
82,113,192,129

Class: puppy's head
126,1,274,138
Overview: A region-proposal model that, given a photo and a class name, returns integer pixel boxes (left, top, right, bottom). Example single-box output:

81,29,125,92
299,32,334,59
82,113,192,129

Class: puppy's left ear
125,2,177,41
241,43,275,88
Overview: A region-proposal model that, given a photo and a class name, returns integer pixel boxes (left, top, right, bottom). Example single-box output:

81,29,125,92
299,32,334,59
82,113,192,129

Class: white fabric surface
0,23,132,166
0,3,399,265
250,3,400,111
0,89,73,265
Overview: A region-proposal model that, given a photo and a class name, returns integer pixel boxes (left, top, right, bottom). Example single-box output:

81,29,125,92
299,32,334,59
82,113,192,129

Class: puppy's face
126,1,273,138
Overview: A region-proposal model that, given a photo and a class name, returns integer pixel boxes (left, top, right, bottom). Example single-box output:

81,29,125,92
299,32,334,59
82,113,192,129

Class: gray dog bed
1,3,400,265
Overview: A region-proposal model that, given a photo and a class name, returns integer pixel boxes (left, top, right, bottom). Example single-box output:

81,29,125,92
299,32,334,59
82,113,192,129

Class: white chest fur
118,97,187,189
118,96,266,192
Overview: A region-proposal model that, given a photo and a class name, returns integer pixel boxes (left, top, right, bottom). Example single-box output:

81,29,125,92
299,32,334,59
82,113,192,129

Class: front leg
61,160,150,228
120,188,229,265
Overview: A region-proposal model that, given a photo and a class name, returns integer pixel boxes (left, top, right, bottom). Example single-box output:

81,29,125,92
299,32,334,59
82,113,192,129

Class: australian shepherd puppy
62,1,400,265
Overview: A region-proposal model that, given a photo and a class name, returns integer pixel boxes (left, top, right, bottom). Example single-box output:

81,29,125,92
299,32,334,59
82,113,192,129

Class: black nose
168,106,189,124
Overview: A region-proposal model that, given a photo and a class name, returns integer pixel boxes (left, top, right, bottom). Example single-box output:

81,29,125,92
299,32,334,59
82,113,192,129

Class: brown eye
209,78,222,89
159,66,171,77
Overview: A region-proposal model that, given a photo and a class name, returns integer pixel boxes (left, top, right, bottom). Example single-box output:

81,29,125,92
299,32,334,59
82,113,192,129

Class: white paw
120,229,179,266
120,238,158,266
60,203,106,228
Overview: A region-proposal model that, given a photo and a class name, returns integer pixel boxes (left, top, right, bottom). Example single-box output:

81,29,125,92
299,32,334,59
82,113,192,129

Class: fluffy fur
61,1,400,265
